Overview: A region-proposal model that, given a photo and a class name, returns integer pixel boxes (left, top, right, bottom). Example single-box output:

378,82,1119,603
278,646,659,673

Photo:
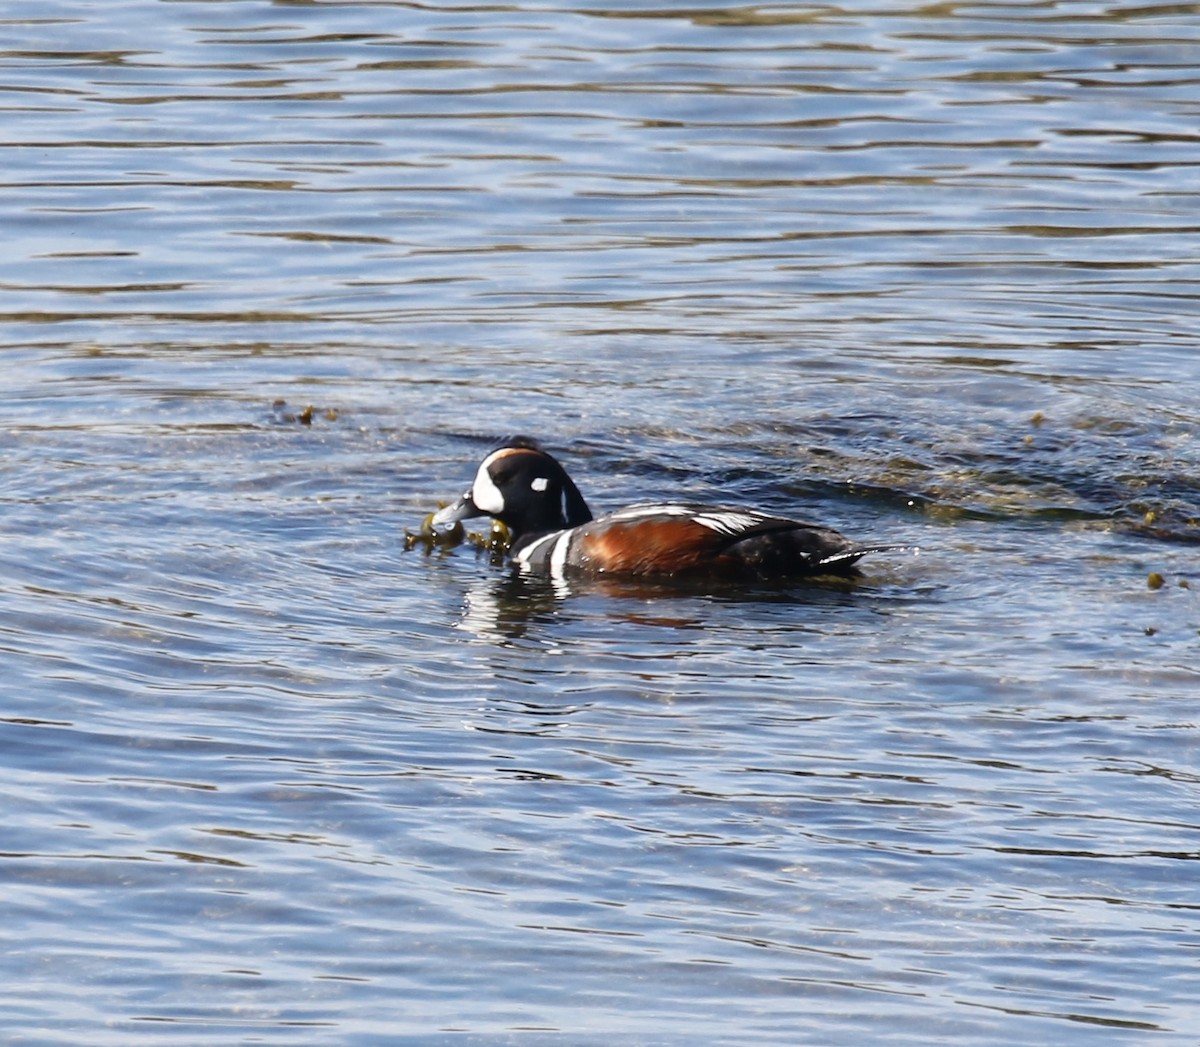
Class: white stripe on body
513,532,558,571
548,531,573,584
513,528,577,580
692,510,766,535
605,504,769,536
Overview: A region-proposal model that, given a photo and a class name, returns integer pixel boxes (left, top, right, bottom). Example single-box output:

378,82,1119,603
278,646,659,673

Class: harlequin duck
431,437,888,581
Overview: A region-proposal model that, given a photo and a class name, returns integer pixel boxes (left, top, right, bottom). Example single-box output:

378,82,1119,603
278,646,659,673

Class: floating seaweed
270,399,339,426
404,510,511,560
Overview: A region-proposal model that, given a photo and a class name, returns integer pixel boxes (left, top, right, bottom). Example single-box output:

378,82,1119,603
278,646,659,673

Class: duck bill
431,493,485,529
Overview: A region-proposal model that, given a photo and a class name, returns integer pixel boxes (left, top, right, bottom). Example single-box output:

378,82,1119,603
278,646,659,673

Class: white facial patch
471,459,505,514
531,476,549,493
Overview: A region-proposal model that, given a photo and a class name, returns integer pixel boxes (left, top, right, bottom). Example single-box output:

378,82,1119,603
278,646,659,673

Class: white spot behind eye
531,476,549,492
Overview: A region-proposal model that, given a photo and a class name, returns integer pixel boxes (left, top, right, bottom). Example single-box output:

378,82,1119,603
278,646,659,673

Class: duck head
432,437,593,541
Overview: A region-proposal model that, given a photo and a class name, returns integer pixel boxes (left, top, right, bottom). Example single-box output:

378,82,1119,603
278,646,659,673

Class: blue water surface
2,1,1199,1043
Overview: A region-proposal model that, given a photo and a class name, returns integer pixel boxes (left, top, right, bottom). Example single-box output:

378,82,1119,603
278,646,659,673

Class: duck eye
530,477,549,492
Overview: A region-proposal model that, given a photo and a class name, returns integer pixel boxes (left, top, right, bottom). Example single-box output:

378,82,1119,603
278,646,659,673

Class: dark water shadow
447,557,920,645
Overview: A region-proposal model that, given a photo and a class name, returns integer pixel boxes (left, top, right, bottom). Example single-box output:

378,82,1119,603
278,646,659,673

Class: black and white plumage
431,437,888,582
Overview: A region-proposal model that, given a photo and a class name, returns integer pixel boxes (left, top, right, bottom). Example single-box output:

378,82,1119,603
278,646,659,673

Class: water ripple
3,1,1200,1043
